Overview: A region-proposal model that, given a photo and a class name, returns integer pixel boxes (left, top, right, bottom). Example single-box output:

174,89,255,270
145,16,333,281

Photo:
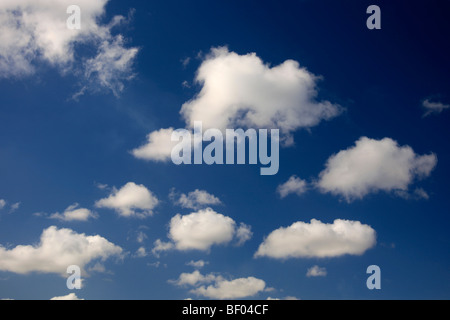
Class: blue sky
0,0,449,300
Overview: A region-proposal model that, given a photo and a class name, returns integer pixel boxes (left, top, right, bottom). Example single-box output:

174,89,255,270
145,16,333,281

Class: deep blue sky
0,0,449,299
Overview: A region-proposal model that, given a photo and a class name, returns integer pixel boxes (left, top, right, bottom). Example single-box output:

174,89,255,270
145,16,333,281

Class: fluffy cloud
422,99,449,117
169,208,236,251
50,293,84,301
317,137,437,201
277,176,308,198
49,203,97,222
255,219,376,259
173,189,222,210
171,271,267,300
306,265,327,277
153,208,251,253
95,182,159,218
181,47,341,139
132,128,177,162
0,0,138,95
132,47,341,161
0,226,123,275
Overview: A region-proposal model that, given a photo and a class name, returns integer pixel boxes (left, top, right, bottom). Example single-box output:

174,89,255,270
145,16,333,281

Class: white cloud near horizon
255,219,376,259
50,293,84,300
95,182,159,218
170,270,267,299
277,176,308,198
0,226,123,275
0,0,138,96
317,137,437,202
422,99,449,117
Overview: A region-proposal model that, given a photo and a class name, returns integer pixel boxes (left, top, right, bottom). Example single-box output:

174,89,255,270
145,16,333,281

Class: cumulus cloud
134,247,148,258
181,47,341,139
171,271,267,299
132,47,341,162
0,226,123,275
306,265,327,277
95,182,159,218
277,176,308,198
255,219,376,259
0,0,138,95
317,137,437,201
168,208,236,251
153,208,252,253
49,203,97,222
172,189,222,210
50,293,84,301
422,99,449,117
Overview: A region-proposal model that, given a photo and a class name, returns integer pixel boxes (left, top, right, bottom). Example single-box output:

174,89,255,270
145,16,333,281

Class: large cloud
95,182,159,218
181,47,341,137
153,208,251,253
170,270,267,300
0,226,123,275
132,47,341,161
0,0,138,95
317,137,437,201
255,219,376,259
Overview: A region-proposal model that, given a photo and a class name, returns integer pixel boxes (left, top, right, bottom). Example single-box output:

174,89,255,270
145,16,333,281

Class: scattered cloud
135,247,148,258
50,293,84,301
172,189,222,210
235,223,253,246
317,137,437,202
132,128,177,162
9,202,20,214
0,226,123,275
155,208,250,252
255,219,376,259
0,199,5,210
277,176,308,198
171,270,267,299
151,239,174,257
49,203,97,222
422,99,449,117
0,0,138,96
95,182,159,218
306,265,327,277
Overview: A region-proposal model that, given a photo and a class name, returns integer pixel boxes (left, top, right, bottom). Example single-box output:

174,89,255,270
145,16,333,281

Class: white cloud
9,202,20,213
0,199,5,210
235,223,253,246
151,239,174,257
135,247,148,258
0,0,138,95
95,182,159,218
186,260,208,268
132,128,177,162
191,276,266,300
306,265,327,277
169,270,217,287
277,176,308,198
267,296,299,300
180,47,341,142
171,271,267,299
50,293,84,301
255,219,376,259
167,208,242,251
422,99,449,117
49,203,97,222
173,189,222,210
317,137,437,201
0,226,123,275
